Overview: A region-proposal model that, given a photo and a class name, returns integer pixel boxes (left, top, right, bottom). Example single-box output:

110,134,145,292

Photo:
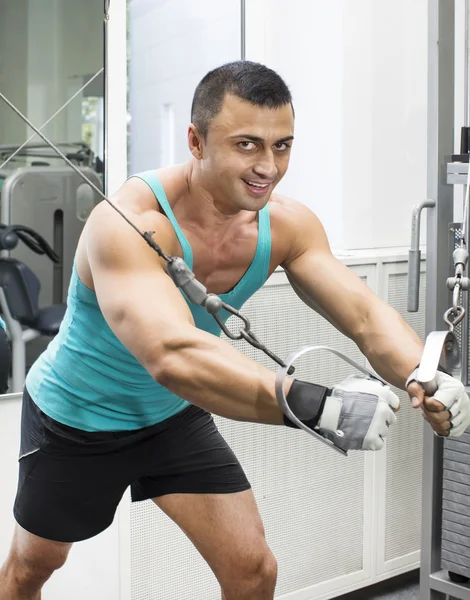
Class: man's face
189,94,294,212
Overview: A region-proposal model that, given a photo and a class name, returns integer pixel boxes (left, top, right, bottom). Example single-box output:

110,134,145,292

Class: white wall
245,0,345,249
341,0,428,250
246,0,428,251
129,0,241,173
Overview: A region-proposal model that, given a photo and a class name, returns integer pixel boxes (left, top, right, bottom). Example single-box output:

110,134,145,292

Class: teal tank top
25,171,272,431
0,316,5,330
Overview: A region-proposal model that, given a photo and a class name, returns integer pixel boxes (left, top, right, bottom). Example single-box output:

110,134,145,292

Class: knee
252,550,277,589
2,544,69,591
228,547,278,593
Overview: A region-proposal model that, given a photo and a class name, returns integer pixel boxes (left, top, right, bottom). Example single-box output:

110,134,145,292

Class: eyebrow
230,134,294,144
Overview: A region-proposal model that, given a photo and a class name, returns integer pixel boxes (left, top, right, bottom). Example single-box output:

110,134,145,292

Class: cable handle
275,345,387,456
416,330,461,397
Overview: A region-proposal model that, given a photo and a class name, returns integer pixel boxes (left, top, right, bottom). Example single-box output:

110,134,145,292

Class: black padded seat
0,257,65,335
33,304,66,335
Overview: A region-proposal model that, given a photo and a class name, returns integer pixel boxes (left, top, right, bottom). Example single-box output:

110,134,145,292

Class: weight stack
441,431,470,579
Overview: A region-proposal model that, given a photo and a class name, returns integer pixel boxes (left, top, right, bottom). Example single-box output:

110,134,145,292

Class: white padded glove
317,374,400,452
407,370,470,437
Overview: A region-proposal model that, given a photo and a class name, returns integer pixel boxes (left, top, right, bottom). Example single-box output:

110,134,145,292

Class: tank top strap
130,170,193,269
253,204,272,287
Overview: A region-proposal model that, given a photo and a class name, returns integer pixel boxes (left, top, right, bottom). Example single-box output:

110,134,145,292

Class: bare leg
154,489,277,600
0,525,72,600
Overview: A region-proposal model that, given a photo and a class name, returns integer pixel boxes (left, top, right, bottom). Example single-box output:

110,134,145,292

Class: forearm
356,302,423,390
155,328,292,424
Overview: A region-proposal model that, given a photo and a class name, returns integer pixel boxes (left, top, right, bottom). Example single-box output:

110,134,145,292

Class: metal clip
444,306,466,331
165,258,294,373
213,304,295,374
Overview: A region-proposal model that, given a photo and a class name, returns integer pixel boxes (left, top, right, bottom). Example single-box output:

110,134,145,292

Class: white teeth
246,181,268,188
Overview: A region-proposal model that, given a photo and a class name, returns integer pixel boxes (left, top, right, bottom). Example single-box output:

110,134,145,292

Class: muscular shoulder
268,194,330,266
78,179,180,289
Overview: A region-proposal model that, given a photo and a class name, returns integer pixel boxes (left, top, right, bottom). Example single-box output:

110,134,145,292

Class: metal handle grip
416,330,460,397
408,200,435,313
408,249,421,312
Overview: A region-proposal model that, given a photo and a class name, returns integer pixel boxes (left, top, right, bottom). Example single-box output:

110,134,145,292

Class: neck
178,161,248,231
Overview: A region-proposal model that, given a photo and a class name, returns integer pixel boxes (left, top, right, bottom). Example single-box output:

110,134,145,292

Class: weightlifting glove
406,369,470,437
285,374,399,452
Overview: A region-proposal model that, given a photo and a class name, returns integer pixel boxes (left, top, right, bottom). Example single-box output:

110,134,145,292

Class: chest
180,223,261,295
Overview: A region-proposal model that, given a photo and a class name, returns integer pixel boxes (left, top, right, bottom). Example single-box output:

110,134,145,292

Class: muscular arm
281,201,423,390
86,200,289,424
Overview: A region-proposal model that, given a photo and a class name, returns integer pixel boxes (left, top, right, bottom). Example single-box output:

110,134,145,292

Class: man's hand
317,374,400,452
407,371,470,437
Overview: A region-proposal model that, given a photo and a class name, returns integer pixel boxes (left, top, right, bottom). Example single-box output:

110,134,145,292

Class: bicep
282,207,377,339
286,251,372,337
86,204,194,377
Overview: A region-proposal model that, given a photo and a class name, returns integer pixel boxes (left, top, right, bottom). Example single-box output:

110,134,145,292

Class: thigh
131,404,251,501
14,389,132,543
154,489,269,581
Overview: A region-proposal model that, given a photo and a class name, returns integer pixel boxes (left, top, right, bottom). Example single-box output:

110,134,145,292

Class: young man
1,61,468,600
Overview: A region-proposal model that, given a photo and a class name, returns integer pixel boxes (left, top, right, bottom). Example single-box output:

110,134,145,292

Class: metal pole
421,1,455,598
240,0,246,60
465,0,469,126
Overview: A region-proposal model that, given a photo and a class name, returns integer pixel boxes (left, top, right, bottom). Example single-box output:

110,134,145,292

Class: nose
253,150,277,180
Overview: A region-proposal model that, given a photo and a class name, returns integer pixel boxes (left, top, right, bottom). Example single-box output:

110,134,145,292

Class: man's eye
275,142,291,151
238,142,256,150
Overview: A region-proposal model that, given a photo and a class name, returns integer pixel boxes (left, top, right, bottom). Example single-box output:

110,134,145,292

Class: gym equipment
0,166,101,307
0,224,66,392
0,65,105,310
407,1,470,596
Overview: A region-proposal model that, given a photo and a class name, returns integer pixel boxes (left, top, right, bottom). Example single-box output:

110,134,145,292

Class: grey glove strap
318,387,379,452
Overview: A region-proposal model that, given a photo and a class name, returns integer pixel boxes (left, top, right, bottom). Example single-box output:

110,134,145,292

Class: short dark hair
191,61,293,138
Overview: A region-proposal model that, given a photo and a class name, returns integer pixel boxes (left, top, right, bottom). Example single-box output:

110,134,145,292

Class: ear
188,124,204,159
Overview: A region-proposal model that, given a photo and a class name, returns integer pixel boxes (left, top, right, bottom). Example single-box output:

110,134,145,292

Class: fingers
422,405,451,436
423,396,447,412
368,436,385,451
384,387,400,412
450,409,466,428
407,381,425,408
374,407,395,448
386,407,397,426
449,419,469,437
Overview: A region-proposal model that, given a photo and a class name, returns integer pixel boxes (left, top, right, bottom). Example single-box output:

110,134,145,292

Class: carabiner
444,306,466,331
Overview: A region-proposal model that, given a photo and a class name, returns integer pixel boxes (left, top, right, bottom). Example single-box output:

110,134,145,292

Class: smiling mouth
242,179,271,190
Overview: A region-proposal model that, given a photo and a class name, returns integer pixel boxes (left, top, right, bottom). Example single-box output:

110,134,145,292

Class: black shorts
14,388,250,543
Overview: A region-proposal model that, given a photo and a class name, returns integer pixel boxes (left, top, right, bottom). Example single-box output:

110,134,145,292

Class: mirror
0,0,105,394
